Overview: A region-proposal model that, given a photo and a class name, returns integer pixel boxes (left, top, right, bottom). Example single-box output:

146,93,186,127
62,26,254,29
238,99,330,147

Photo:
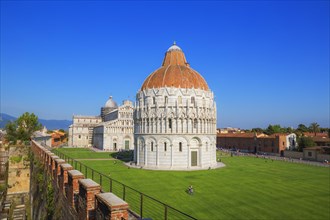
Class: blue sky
1,0,329,129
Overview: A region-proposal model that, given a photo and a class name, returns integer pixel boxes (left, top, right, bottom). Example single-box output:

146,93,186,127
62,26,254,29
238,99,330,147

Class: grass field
55,148,114,159
54,148,330,220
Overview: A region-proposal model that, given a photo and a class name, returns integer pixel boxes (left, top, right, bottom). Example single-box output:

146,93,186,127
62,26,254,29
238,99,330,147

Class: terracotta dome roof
141,43,209,91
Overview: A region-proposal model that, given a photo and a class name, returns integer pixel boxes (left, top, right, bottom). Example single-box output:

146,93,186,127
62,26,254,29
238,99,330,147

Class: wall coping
60,163,73,170
68,170,84,178
96,193,129,209
79,179,100,189
55,158,65,164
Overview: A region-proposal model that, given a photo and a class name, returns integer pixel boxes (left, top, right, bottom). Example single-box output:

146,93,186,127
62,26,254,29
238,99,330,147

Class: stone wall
30,140,130,220
284,151,303,159
316,153,330,162
284,150,329,162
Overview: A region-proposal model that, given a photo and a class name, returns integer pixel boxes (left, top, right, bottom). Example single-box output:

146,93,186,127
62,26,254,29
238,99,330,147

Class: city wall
283,151,303,159
30,140,130,220
284,150,330,162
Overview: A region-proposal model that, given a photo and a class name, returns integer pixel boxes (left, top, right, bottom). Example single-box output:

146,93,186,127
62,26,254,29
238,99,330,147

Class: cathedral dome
141,43,209,91
104,96,118,108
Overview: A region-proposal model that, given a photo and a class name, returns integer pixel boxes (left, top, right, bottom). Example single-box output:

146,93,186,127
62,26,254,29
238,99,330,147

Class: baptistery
134,43,217,170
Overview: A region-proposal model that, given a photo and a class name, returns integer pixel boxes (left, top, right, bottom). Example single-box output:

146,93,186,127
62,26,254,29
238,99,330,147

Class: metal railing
54,150,197,220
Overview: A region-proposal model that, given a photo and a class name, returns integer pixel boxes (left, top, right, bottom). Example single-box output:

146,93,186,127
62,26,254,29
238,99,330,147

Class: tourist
188,185,194,195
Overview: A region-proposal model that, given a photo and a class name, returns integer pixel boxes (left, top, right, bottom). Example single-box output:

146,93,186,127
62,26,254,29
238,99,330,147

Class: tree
297,124,308,133
285,127,294,134
297,137,316,152
309,122,320,136
5,121,18,143
264,124,284,135
251,128,264,133
5,112,42,144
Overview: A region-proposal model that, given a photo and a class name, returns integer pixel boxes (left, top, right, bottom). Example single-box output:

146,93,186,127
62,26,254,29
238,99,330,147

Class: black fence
54,151,197,220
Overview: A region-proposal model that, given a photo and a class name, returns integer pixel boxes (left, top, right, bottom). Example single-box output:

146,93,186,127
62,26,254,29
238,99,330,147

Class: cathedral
134,43,217,169
68,97,134,151
68,43,217,170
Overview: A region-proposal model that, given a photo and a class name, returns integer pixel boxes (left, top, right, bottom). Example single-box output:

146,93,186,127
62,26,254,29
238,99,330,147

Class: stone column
68,170,84,210
199,144,203,168
156,144,159,167
172,118,176,134
144,143,148,166
78,179,101,220
141,118,144,133
95,193,129,220
187,144,190,168
136,144,140,165
170,144,174,167
60,163,73,195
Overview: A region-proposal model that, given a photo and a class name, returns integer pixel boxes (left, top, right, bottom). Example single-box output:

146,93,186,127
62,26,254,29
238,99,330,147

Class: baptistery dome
141,43,209,91
134,43,217,170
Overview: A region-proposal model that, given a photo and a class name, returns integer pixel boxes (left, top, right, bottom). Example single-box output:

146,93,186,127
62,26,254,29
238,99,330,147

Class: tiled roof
217,133,256,138
303,132,329,138
141,43,209,91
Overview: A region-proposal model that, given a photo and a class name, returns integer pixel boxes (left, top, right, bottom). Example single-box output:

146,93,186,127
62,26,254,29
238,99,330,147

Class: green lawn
54,149,330,220
54,148,113,159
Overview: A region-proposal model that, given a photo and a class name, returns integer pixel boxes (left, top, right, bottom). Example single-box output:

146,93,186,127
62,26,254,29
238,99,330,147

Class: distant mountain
0,113,72,130
38,119,72,130
0,113,16,128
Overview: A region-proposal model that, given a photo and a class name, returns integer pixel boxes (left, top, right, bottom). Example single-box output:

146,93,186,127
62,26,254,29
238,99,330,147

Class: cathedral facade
68,97,134,151
134,43,217,169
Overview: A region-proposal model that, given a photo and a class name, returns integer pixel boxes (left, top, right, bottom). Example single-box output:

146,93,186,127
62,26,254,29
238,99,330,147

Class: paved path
125,162,226,171
76,158,116,161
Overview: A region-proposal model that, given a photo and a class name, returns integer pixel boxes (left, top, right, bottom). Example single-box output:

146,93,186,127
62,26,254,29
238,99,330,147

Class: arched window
191,97,195,104
165,96,168,104
153,97,156,104
169,119,172,129
206,142,208,151
178,96,182,105
164,142,167,151
179,142,182,152
151,142,154,152
194,119,197,129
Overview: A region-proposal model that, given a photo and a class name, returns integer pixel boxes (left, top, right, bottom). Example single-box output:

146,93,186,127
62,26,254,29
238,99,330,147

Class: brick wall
30,140,130,220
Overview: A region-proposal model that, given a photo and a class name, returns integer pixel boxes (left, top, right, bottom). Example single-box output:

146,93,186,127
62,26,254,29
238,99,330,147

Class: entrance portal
191,151,197,166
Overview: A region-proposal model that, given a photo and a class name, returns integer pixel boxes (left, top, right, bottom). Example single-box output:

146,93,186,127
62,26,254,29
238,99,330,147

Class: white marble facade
93,100,134,151
68,98,134,151
68,116,102,148
134,44,218,170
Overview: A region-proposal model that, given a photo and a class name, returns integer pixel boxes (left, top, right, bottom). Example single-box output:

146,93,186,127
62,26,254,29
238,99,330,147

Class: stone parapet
68,170,84,210
30,140,136,220
95,193,129,220
78,179,101,220
54,158,65,184
51,155,59,178
60,163,73,194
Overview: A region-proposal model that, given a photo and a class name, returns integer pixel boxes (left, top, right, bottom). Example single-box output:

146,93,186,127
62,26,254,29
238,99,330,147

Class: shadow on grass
110,150,134,162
